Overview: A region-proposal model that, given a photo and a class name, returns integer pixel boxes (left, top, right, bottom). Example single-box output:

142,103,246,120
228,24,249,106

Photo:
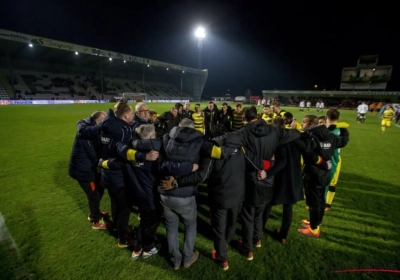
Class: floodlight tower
195,27,206,100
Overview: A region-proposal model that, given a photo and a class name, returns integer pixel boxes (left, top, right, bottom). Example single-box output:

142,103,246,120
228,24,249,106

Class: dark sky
1,0,400,97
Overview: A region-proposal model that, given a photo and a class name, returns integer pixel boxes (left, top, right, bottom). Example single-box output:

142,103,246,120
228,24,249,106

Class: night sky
1,0,399,98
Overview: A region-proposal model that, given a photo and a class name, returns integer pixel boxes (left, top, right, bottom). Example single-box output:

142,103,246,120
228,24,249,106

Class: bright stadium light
124,60,126,63
147,64,150,67
109,57,112,61
167,68,169,70
75,52,79,55
182,71,185,73
195,27,206,39
29,43,33,48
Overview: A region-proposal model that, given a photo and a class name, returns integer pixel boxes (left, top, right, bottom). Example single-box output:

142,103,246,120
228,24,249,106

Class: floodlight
75,52,79,55
147,64,150,67
28,44,33,47
195,27,206,39
123,60,126,63
109,57,112,61
182,71,185,73
167,68,169,70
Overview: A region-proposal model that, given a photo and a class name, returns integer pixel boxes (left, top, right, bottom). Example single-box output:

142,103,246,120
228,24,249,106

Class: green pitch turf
0,103,399,280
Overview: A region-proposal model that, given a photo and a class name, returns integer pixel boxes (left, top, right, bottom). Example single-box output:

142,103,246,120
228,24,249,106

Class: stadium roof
0,29,203,75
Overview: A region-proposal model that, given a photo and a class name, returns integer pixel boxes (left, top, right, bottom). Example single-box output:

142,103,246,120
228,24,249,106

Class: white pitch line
0,212,20,258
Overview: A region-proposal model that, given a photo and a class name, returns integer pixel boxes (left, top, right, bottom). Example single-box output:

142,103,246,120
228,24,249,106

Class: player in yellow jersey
192,103,204,133
381,104,395,133
283,112,302,130
272,102,286,118
261,105,273,124
231,104,243,131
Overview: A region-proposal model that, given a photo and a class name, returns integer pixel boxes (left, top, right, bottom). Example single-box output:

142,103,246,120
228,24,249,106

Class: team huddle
68,100,350,271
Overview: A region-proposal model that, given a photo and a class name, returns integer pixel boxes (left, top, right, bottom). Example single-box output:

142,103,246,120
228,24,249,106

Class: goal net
118,92,147,102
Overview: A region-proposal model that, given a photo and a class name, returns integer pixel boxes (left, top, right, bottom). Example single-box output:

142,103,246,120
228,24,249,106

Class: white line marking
0,212,20,258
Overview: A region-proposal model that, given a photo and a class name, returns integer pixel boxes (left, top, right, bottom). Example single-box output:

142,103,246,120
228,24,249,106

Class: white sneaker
131,249,142,260
142,244,161,259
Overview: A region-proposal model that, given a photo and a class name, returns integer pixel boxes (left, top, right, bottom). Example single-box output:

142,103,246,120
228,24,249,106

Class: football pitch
0,103,399,280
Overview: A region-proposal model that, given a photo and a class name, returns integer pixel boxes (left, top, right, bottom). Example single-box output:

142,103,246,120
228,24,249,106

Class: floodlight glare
29,44,33,47
109,57,112,61
124,60,126,63
195,27,206,39
182,71,185,73
167,68,169,70
147,64,150,67
75,52,79,55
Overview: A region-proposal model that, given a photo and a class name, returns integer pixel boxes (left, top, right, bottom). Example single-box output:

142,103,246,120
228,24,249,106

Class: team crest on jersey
101,137,110,144
320,142,331,149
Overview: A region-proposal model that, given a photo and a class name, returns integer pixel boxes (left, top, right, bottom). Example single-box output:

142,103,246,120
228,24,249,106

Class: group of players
68,100,350,271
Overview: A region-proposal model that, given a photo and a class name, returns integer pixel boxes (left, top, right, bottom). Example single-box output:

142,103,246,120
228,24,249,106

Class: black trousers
210,206,240,262
134,209,160,252
263,203,293,239
241,203,267,252
78,180,104,222
107,187,131,244
396,114,400,123
304,171,330,229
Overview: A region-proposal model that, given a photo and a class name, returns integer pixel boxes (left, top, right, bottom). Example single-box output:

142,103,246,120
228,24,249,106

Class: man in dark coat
210,106,301,259
262,117,305,244
203,101,219,139
158,106,180,135
69,111,107,229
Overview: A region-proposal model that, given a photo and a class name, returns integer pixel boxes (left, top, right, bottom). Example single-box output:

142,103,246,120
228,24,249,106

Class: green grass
0,103,400,280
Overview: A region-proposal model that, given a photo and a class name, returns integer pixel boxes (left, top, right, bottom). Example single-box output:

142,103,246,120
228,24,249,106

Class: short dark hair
222,102,228,106
91,111,105,120
195,103,200,107
174,103,183,109
304,115,318,126
318,116,326,121
326,109,340,121
149,109,157,116
236,103,242,108
243,106,258,122
208,101,214,104
272,117,285,128
210,124,227,138
283,112,293,119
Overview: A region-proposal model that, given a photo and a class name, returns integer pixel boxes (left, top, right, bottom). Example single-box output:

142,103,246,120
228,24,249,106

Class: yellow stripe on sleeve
211,146,222,159
127,149,137,161
101,160,109,169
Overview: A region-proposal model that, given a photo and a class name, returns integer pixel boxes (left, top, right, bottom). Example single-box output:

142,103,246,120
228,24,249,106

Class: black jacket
213,120,301,206
181,109,194,120
158,111,180,135
132,114,151,132
302,125,349,187
110,139,192,210
269,139,304,205
99,109,132,188
178,147,247,208
219,110,232,132
159,126,204,197
203,108,219,133
68,116,101,182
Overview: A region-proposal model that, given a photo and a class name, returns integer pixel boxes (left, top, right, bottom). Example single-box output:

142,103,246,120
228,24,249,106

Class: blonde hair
114,99,132,118
135,124,156,139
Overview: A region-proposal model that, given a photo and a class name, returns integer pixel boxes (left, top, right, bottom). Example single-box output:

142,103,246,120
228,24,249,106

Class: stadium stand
0,29,207,101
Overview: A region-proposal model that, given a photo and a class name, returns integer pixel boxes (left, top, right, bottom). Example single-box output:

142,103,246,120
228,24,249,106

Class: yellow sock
326,191,335,205
310,226,320,234
381,126,386,132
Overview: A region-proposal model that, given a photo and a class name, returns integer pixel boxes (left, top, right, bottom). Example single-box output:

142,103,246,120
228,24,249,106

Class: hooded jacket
68,116,101,182
99,109,132,188
212,119,301,206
